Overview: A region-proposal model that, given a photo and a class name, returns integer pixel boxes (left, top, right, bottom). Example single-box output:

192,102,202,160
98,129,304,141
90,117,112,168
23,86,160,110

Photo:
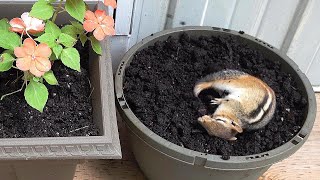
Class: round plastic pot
115,26,316,180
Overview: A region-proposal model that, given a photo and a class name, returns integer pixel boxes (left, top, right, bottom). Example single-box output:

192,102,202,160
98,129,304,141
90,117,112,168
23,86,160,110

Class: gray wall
127,0,320,87
1,0,318,87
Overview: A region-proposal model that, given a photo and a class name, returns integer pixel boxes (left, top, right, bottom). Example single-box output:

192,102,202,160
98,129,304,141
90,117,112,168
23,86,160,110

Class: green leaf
71,21,83,31
0,18,10,32
33,77,40,82
60,48,80,72
30,1,54,20
0,53,14,72
45,21,61,38
43,70,58,85
89,36,102,55
0,31,21,50
58,33,77,47
45,0,56,3
65,0,86,22
24,80,48,112
53,45,63,59
35,33,56,48
61,25,77,38
3,49,13,55
49,53,57,61
80,33,87,46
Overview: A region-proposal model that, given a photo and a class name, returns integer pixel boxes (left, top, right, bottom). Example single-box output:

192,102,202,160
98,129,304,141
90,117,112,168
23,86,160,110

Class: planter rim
115,26,316,170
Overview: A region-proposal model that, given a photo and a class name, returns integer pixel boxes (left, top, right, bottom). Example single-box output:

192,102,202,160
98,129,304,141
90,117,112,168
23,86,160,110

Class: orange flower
83,10,115,41
104,0,117,8
15,38,52,77
9,12,45,34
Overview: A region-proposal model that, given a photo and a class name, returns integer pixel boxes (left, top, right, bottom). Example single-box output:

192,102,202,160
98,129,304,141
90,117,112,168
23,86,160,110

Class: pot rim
115,26,317,170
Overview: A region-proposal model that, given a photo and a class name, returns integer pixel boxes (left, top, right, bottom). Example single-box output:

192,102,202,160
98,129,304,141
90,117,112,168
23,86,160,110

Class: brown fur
194,70,276,140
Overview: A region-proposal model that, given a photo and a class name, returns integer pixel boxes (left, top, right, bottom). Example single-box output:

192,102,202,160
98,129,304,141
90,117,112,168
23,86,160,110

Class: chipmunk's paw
210,98,224,105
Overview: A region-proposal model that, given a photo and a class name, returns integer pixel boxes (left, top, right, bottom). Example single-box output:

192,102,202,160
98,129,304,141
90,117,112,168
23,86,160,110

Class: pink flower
104,0,117,8
15,38,52,77
83,10,115,41
9,12,45,34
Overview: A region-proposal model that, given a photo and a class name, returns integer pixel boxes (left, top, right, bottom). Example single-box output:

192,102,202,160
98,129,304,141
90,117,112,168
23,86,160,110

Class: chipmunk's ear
231,121,243,133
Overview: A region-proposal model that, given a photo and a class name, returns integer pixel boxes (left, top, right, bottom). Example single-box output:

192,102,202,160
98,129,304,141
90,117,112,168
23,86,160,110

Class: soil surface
0,43,99,138
124,33,307,157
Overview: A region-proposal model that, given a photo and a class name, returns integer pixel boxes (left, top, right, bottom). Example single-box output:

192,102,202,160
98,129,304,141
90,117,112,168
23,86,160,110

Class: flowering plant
0,0,116,112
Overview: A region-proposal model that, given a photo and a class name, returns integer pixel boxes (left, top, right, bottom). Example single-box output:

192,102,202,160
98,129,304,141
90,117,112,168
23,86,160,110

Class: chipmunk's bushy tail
194,69,246,97
193,82,214,97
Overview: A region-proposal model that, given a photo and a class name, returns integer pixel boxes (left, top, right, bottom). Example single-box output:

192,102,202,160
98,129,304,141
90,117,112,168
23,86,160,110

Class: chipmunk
194,70,276,140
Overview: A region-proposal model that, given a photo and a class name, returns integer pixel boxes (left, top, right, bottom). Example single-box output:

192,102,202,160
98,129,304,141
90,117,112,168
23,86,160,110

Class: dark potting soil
0,42,99,138
124,33,307,156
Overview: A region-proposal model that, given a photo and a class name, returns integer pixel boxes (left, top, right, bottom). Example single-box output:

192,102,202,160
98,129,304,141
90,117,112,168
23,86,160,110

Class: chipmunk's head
198,114,243,141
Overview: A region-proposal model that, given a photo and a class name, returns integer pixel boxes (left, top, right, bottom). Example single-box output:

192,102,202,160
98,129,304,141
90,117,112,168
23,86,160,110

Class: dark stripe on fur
248,93,269,119
248,93,272,125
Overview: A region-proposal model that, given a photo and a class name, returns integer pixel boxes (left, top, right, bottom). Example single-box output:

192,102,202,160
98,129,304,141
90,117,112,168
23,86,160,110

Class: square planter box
0,1,121,180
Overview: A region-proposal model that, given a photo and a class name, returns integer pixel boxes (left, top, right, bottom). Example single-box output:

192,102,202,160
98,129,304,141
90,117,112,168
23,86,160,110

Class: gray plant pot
115,26,317,180
0,1,121,180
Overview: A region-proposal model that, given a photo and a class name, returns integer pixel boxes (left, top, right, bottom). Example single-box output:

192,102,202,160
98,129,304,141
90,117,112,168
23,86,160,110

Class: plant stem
58,9,66,14
20,29,25,44
12,73,24,84
52,0,64,23
0,80,26,101
25,31,33,40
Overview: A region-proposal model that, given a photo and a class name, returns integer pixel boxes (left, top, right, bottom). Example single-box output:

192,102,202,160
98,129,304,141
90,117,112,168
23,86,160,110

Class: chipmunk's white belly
213,83,244,100
218,85,268,124
227,90,244,101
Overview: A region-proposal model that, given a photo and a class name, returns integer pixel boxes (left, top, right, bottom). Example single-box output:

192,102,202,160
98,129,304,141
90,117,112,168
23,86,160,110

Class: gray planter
0,1,121,180
115,26,317,180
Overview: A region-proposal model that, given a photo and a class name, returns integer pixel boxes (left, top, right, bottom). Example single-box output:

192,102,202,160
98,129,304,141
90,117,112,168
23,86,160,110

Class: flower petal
93,26,106,41
104,0,117,8
14,47,27,58
10,27,25,34
28,23,45,34
16,57,32,71
9,18,25,29
28,17,44,32
29,61,45,77
85,10,97,21
30,17,43,28
101,25,115,36
83,20,98,32
94,10,107,23
21,12,32,29
35,43,52,58
35,57,51,72
28,29,43,34
101,15,114,27
23,38,36,55
21,12,30,21
35,23,45,31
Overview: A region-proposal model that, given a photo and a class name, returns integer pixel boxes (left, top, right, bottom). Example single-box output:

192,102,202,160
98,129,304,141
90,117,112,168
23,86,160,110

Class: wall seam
280,0,310,53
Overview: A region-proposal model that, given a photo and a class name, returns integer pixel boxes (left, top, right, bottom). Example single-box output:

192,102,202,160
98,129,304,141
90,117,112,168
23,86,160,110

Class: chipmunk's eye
231,121,236,126
216,118,226,123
